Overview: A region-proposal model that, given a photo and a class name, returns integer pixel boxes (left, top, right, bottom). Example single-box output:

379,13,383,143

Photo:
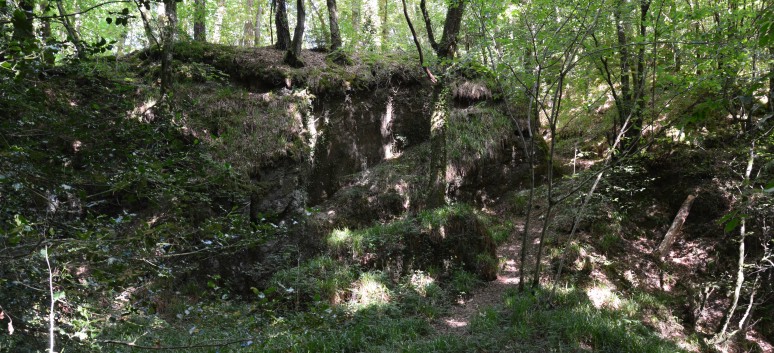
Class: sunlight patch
350,273,391,310
328,228,352,246
444,318,468,328
408,271,436,296
586,285,621,309
129,98,157,122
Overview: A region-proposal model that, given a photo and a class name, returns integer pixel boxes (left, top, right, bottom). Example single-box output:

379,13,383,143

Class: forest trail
431,218,526,336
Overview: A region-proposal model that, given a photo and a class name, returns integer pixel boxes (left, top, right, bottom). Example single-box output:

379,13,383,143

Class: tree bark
352,0,361,30
242,0,255,46
769,47,774,113
326,0,341,50
38,0,55,64
437,0,466,59
193,0,206,42
657,193,697,259
254,0,263,46
160,0,177,97
212,0,225,43
400,0,436,83
134,0,159,46
380,0,388,48
283,0,305,67
274,0,291,50
419,0,438,52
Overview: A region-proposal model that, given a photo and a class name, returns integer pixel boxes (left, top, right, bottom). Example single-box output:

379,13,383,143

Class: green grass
499,288,690,353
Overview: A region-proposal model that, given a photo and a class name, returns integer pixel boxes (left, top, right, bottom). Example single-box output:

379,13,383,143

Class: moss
165,41,422,97
326,204,498,281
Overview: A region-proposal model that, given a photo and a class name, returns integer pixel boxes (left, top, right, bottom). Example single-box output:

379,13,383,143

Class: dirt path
432,221,525,336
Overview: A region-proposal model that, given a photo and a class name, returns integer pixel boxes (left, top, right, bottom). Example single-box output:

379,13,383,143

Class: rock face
308,85,432,204
250,156,307,222
173,44,541,286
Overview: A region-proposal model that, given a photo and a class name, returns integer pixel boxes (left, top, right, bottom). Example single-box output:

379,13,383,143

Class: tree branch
401,0,436,83
419,0,438,51
0,0,132,24
98,337,257,350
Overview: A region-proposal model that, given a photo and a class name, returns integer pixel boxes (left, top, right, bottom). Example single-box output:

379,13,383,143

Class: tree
591,0,651,154
56,0,86,59
254,0,263,45
401,0,468,209
326,0,341,50
420,0,466,59
274,0,291,50
193,0,206,41
283,0,305,67
160,0,178,96
242,0,255,46
436,0,465,59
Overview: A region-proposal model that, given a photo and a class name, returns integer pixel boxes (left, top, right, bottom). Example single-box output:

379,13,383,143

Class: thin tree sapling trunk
714,143,756,343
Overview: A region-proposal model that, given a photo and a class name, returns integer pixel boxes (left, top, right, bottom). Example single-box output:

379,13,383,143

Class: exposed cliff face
169,43,542,286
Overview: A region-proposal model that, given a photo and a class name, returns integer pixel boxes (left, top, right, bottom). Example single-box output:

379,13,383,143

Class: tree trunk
426,86,449,209
380,0,388,48
309,0,329,48
326,0,341,50
135,0,159,46
160,0,178,97
283,0,305,67
614,1,632,131
629,0,650,145
419,0,438,52
242,0,255,46
115,28,129,56
769,47,774,113
212,0,225,43
38,1,55,64
437,0,466,59
275,0,292,50
352,0,361,45
56,0,86,59
714,145,755,342
657,193,697,259
254,0,263,46
193,0,206,42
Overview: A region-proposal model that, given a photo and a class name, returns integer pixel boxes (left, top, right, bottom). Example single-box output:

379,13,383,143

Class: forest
1,0,773,351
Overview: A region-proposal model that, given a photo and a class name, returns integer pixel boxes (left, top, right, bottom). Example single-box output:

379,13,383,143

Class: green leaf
53,291,66,301
764,180,774,193
724,217,741,233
